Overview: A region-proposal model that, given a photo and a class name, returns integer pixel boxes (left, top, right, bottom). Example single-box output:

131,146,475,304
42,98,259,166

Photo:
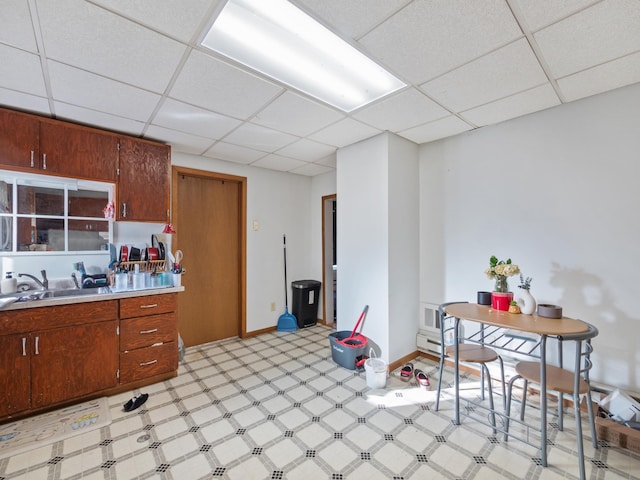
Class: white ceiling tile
289,162,335,177
53,102,145,136
145,125,213,155
36,0,186,93
534,0,640,78
0,88,50,115
509,0,598,31
420,39,549,112
353,88,450,131
90,0,221,43
314,153,337,169
251,154,308,172
0,44,47,96
170,50,283,119
252,92,344,137
309,118,380,148
153,98,241,140
0,0,38,51
204,142,266,164
276,138,336,162
558,52,640,102
460,84,561,126
359,0,523,84
399,116,474,144
293,0,411,39
224,123,298,153
47,61,160,121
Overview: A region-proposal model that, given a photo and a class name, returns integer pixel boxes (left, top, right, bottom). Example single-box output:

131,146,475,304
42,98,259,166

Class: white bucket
364,357,387,389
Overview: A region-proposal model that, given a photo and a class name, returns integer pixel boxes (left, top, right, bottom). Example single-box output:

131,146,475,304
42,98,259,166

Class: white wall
337,134,390,356
337,132,419,363
419,82,640,392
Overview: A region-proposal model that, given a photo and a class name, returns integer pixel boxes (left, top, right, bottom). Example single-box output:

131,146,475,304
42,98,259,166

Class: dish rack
116,260,167,273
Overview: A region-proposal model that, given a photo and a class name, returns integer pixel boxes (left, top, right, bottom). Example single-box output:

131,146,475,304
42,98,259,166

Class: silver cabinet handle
140,328,158,334
139,304,158,309
42,153,47,170
122,202,127,218
22,337,27,356
139,359,158,367
30,150,35,168
34,336,39,355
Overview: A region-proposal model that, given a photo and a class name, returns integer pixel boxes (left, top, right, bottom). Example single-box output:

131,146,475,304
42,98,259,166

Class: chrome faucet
18,270,49,290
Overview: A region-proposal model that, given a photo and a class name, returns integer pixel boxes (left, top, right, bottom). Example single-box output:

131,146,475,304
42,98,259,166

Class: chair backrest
557,323,598,386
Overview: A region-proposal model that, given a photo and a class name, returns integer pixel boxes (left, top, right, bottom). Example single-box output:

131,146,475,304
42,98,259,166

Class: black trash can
291,280,321,328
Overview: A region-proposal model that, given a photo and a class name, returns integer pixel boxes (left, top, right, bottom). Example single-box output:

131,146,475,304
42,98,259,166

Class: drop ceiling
1,0,639,176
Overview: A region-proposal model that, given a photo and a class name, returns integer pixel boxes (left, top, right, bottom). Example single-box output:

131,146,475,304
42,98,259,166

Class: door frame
171,166,248,337
321,194,336,326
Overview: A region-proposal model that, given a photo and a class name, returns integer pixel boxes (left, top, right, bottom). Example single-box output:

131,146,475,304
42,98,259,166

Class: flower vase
518,289,536,315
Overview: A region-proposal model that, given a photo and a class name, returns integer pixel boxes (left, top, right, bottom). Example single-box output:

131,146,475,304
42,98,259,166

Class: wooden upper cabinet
117,136,170,222
0,108,40,170
39,120,118,182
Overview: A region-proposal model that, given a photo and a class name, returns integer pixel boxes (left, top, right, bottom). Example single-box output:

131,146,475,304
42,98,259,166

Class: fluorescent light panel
201,0,406,112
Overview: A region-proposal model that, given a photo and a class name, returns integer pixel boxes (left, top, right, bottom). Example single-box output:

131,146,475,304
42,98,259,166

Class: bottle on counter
1,272,17,294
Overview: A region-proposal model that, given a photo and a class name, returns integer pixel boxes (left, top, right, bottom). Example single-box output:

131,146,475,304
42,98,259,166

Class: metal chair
504,323,598,480
435,302,506,432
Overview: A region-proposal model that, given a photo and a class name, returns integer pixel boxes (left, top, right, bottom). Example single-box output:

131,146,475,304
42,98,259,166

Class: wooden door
173,168,246,346
30,321,118,408
39,120,118,181
0,108,40,171
117,137,170,222
0,333,31,418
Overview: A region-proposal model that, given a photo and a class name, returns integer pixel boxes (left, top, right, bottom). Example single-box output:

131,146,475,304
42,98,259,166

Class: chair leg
504,374,522,442
519,379,528,421
498,356,506,410
573,392,586,480
481,364,497,435
585,390,598,449
435,352,446,412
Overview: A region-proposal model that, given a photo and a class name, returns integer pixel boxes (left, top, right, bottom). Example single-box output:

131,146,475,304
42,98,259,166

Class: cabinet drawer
120,313,177,351
119,342,177,384
120,293,176,319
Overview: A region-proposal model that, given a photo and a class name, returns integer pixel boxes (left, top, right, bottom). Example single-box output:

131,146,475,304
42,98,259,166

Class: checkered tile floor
1,325,639,479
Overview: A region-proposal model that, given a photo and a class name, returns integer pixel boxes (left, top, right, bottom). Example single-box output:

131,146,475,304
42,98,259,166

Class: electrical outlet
270,302,276,312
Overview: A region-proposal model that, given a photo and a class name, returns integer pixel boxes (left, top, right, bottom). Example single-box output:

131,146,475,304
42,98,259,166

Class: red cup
147,247,159,261
491,292,513,311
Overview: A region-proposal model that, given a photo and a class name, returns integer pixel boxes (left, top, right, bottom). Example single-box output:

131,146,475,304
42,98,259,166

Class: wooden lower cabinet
0,292,179,421
0,333,31,418
119,294,178,386
30,321,118,408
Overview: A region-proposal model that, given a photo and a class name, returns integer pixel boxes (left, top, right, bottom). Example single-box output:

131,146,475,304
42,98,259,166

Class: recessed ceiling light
201,0,406,112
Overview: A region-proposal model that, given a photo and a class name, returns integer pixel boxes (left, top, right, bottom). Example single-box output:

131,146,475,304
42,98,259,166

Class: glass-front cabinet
0,171,113,253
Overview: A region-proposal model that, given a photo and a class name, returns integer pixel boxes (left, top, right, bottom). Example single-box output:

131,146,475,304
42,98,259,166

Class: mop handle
348,305,369,339
283,234,288,306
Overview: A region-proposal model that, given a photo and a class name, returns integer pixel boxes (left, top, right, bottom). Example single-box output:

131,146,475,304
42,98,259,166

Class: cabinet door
0,334,31,418
39,121,118,181
0,108,40,170
117,137,170,222
30,320,118,408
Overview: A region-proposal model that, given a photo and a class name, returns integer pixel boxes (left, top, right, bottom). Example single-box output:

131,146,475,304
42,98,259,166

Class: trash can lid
291,280,321,288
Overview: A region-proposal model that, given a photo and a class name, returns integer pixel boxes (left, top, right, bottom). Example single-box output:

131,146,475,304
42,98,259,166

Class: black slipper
123,393,149,412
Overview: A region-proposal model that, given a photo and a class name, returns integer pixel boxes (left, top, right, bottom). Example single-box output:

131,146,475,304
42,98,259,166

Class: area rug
0,397,111,460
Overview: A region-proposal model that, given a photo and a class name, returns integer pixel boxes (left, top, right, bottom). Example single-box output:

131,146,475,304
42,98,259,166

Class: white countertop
0,286,185,311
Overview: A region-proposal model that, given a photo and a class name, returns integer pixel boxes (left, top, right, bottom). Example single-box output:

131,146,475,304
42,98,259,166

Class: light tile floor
1,325,639,479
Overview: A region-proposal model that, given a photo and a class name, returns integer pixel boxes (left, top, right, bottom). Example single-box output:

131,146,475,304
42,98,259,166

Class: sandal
400,362,414,382
123,393,149,412
414,369,431,389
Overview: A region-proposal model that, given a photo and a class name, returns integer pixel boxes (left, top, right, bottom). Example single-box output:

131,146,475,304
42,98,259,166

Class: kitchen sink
8,287,111,302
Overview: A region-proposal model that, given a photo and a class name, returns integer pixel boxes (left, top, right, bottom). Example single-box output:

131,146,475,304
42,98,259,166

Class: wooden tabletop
444,303,590,336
